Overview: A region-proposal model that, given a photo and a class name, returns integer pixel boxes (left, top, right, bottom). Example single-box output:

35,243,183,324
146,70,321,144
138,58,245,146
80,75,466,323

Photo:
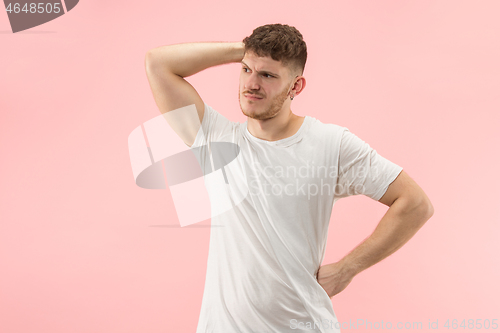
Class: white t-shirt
188,103,403,333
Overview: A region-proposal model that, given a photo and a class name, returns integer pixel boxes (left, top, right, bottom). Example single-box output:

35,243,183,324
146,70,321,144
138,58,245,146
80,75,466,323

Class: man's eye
242,68,273,78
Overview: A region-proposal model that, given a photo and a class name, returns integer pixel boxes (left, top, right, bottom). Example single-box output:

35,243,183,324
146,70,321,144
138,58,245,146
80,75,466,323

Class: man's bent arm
338,189,434,277
317,170,434,297
144,42,245,146
146,42,245,78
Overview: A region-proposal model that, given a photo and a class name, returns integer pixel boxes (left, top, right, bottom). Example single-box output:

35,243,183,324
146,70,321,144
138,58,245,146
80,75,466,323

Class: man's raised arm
144,42,245,147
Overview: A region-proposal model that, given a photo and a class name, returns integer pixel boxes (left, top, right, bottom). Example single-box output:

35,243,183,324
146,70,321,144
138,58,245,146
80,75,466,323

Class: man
145,24,433,333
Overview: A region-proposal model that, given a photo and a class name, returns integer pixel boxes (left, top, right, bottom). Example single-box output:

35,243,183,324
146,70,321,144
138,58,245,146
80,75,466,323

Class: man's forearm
338,196,433,277
146,42,245,78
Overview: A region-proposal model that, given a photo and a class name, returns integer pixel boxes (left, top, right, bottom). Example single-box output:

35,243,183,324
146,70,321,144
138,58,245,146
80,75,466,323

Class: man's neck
247,111,305,142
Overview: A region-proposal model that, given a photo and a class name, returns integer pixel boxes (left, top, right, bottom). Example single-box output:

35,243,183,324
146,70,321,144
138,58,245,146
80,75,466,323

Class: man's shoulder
198,103,242,145
307,116,347,138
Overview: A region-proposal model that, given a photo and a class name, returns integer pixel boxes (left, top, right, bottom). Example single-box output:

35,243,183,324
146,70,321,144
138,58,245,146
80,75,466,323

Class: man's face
238,51,296,120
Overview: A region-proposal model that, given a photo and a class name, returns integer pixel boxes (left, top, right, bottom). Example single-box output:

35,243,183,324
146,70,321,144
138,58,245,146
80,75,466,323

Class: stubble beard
239,84,290,120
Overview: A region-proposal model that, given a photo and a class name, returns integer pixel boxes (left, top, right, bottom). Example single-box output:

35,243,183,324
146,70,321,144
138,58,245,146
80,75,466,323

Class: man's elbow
425,200,434,219
145,50,159,73
398,192,434,223
415,195,434,222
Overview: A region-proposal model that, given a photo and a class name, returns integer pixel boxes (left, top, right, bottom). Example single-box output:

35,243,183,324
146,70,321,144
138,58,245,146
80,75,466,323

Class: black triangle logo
4,0,79,33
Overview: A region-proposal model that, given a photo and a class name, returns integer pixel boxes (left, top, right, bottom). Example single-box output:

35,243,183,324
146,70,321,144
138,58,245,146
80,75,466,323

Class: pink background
1,1,499,332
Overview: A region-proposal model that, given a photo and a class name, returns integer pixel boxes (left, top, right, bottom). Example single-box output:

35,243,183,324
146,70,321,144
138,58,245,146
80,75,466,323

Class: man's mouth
244,94,263,100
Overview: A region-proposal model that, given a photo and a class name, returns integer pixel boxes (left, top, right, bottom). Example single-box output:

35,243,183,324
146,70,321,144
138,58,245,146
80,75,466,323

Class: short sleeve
189,103,235,148
186,103,238,179
335,127,403,201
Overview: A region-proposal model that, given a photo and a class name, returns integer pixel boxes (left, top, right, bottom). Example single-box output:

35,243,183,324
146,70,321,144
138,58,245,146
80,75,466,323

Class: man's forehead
242,52,286,73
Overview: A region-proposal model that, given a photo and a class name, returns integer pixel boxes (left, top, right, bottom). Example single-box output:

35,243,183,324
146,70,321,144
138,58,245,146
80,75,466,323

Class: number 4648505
444,319,498,329
6,3,62,14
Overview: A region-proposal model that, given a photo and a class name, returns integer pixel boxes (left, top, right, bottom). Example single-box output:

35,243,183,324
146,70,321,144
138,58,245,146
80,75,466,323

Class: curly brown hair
242,23,307,78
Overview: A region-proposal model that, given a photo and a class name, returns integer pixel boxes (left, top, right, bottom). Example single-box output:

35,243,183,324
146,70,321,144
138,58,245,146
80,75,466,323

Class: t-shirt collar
243,116,312,147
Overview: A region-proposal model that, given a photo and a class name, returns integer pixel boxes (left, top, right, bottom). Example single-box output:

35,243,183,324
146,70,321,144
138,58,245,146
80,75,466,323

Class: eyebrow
241,61,280,77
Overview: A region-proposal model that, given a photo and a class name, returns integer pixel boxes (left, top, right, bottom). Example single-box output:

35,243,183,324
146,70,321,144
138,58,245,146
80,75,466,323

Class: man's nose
244,73,261,91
